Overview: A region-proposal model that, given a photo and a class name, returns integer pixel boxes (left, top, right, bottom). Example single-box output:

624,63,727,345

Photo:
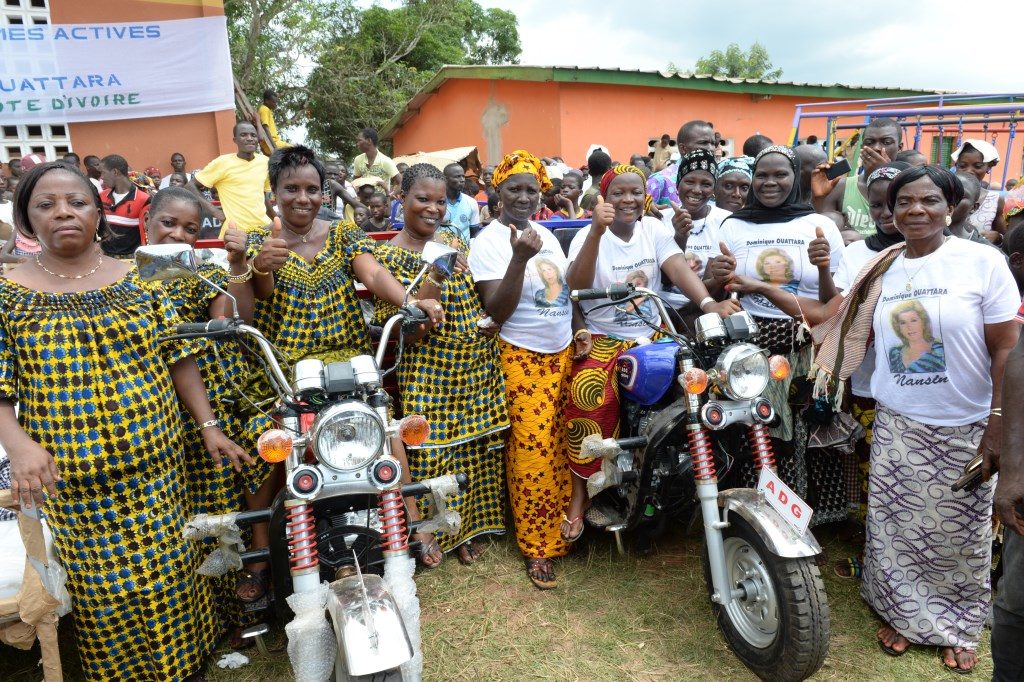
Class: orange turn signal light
398,414,431,447
682,368,709,395
257,428,293,463
769,355,791,381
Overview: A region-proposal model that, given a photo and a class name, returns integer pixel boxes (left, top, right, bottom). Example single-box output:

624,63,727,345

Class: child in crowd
360,193,394,232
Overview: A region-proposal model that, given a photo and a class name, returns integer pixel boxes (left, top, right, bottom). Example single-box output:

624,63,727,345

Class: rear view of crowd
1,111,1024,681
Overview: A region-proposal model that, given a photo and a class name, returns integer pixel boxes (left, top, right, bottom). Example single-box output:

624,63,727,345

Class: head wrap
866,165,902,186
863,161,911,252
128,170,155,192
716,156,754,182
950,138,999,164
724,145,815,225
676,149,718,186
599,164,653,214
492,149,552,192
144,165,160,177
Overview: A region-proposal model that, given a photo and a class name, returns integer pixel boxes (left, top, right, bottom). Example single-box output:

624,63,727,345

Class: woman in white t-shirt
561,163,738,542
807,165,1019,672
659,149,732,311
714,145,846,523
468,150,590,590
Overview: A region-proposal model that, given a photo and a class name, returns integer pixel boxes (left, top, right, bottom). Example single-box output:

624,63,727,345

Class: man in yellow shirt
353,127,400,193
189,121,275,233
257,89,289,155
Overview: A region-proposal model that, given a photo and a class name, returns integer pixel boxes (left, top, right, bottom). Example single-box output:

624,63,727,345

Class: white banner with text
0,16,234,124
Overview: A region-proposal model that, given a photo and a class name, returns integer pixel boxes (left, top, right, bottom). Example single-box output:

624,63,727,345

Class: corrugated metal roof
381,64,945,139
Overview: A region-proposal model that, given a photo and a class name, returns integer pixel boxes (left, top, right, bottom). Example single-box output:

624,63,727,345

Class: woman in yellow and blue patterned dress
0,162,247,680
143,187,258,637
374,164,509,566
238,147,445,589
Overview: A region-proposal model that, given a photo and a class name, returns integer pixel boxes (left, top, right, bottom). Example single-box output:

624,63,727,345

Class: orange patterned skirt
498,340,574,560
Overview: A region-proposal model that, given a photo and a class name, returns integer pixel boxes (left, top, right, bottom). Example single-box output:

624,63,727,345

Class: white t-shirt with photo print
870,238,1020,427
719,213,844,319
659,204,729,307
567,216,683,339
469,220,573,354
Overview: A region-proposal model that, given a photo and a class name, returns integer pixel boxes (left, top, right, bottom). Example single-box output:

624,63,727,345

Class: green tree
693,42,783,80
305,0,520,158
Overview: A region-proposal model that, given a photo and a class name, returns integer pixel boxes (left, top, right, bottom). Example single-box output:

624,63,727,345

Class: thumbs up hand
708,241,737,285
808,226,831,269
591,195,615,236
254,217,290,274
669,200,693,239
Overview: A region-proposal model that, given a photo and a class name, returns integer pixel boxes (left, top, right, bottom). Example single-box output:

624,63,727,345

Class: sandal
457,540,485,566
416,534,443,569
525,558,557,590
236,567,270,603
939,647,977,674
877,625,909,657
560,514,584,543
834,555,863,579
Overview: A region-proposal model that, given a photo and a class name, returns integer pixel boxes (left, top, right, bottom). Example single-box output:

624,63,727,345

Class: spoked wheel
702,516,830,682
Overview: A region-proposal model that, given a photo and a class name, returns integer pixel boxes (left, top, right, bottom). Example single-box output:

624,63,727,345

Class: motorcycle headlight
311,401,384,471
715,343,769,400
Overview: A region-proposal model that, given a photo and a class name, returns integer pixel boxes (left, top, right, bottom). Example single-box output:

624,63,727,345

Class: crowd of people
0,112,1023,681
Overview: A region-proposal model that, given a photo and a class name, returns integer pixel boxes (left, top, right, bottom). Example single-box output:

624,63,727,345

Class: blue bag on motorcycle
616,339,679,406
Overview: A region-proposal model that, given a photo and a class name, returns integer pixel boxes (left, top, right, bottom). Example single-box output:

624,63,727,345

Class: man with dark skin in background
811,117,902,243
794,143,827,204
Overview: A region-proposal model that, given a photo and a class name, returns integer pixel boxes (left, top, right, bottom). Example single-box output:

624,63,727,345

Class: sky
474,0,1019,92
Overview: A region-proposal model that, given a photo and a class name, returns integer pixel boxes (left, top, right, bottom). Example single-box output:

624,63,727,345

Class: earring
945,215,952,226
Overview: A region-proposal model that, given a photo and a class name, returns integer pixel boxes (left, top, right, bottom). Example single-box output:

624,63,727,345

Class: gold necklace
901,236,948,292
284,222,315,243
35,254,103,280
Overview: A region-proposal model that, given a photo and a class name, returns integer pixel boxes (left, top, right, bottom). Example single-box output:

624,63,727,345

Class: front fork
683,358,778,607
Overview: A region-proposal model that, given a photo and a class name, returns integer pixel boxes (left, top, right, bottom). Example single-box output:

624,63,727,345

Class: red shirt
100,185,150,257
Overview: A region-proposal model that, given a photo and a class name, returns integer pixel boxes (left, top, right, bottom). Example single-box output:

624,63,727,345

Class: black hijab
725,145,815,225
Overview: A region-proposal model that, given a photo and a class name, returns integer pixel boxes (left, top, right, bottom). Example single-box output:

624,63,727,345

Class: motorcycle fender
327,573,413,677
718,488,822,559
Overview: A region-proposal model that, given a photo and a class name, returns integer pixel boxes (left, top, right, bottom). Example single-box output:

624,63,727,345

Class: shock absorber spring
688,427,717,481
378,489,409,553
285,501,319,573
749,422,776,470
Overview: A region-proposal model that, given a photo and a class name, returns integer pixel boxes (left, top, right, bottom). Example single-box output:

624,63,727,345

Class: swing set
789,93,1024,189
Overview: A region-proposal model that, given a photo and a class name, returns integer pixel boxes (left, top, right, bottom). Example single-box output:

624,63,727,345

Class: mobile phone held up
825,158,852,181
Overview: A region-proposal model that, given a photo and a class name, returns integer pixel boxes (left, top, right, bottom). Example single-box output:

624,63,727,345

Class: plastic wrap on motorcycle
617,339,679,406
327,573,413,676
718,488,822,558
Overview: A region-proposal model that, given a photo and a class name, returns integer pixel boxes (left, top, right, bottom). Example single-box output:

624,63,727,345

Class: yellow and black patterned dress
0,271,217,681
146,262,250,632
241,220,375,490
374,239,509,552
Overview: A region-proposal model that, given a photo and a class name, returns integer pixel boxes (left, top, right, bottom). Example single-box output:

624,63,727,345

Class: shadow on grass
0,524,993,681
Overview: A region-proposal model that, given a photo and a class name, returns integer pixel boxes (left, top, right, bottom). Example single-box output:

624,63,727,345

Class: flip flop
939,647,977,674
457,540,485,566
417,536,443,569
834,556,863,579
235,567,270,603
877,626,909,657
525,558,557,590
560,514,584,543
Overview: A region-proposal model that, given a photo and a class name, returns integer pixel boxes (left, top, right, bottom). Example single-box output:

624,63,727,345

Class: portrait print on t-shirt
882,297,946,375
754,246,801,294
533,256,569,309
613,269,656,326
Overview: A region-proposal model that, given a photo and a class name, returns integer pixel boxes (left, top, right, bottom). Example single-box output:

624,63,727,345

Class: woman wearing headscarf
807,165,1019,672
952,139,1007,242
468,150,591,589
713,145,846,523
560,164,739,542
713,156,754,214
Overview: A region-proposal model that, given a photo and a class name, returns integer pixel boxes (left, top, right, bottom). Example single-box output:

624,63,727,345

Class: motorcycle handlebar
174,319,237,335
571,283,634,302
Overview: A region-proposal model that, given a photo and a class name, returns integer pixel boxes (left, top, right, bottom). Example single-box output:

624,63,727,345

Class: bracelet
199,419,220,430
226,263,253,284
251,259,270,276
990,408,1003,417
407,297,419,308
573,329,592,341
698,296,715,312
424,274,445,288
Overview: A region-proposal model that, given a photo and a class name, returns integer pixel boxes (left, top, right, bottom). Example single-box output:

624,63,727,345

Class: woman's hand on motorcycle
223,222,248,265
572,329,593,361
807,227,831,269
201,427,253,473
8,437,61,508
725,274,769,296
253,218,289,274
414,298,445,327
710,242,737,285
707,298,742,318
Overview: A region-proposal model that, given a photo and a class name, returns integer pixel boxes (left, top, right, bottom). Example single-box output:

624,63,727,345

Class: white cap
950,138,999,164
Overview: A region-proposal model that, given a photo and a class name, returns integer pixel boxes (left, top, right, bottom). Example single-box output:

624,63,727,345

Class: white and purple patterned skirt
861,406,993,648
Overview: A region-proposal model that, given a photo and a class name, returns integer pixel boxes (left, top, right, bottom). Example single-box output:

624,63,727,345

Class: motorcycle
136,241,465,681
571,283,830,682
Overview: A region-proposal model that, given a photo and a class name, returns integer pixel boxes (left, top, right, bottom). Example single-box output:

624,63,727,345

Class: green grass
0,528,994,681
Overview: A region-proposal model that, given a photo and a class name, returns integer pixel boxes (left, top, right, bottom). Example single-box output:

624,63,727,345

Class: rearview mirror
135,244,197,282
422,241,458,277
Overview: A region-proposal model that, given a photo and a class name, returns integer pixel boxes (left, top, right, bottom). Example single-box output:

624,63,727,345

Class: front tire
702,515,829,681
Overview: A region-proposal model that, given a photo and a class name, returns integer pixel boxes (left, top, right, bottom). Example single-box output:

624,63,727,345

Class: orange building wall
391,77,1024,181
49,0,235,176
